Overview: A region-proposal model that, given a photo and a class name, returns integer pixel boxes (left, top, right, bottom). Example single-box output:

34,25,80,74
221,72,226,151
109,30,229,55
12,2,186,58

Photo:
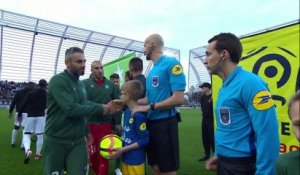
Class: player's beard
76,66,85,76
98,73,104,80
146,50,152,60
78,68,85,76
69,68,84,76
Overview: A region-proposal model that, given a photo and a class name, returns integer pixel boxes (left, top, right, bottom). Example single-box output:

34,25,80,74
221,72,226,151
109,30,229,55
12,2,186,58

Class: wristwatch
150,103,155,110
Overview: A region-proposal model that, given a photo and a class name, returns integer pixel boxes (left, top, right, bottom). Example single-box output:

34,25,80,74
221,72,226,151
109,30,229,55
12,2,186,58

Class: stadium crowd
0,80,203,107
0,81,26,101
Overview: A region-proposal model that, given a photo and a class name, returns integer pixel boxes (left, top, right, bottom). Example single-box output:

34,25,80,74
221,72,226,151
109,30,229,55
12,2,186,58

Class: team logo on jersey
172,64,183,75
152,76,159,87
140,122,146,131
129,118,134,124
252,91,274,110
105,85,109,89
219,108,231,125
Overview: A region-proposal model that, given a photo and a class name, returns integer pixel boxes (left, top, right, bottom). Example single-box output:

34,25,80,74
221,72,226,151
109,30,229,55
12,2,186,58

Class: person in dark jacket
198,82,214,161
8,82,36,149
125,70,133,82
18,79,47,163
110,73,121,97
129,57,146,98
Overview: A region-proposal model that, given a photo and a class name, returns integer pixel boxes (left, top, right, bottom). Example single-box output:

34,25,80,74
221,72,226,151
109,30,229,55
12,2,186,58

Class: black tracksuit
200,93,215,156
18,88,47,117
9,88,32,113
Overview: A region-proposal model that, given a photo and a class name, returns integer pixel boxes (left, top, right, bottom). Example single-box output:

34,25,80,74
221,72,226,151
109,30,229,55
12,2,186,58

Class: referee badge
252,91,274,110
152,76,159,87
219,108,231,125
140,122,146,131
172,64,183,75
129,118,134,124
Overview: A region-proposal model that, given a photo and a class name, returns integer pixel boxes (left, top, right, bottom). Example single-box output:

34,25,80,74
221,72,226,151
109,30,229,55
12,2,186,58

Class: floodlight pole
28,19,39,82
54,26,68,75
99,36,115,61
0,10,3,80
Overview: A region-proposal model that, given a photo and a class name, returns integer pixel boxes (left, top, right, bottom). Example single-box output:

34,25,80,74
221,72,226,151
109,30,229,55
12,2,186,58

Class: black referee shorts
147,116,179,172
217,155,256,175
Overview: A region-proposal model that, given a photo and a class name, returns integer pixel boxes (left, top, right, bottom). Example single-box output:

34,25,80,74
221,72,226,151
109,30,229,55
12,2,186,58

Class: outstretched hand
102,100,123,115
111,99,124,110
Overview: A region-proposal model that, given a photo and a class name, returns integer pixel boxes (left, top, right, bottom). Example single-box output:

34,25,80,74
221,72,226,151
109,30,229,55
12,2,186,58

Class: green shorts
43,137,88,175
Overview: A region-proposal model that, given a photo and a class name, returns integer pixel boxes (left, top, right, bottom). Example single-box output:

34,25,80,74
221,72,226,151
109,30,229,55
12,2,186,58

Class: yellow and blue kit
122,108,149,165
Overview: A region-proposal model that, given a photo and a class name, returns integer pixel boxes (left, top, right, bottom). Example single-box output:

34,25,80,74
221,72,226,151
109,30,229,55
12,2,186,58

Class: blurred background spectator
0,81,27,106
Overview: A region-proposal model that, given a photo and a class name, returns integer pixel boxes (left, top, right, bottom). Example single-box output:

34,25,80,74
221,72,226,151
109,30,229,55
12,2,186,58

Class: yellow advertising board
212,22,300,153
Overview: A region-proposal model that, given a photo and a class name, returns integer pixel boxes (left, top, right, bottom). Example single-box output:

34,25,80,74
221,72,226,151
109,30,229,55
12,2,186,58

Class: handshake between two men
102,99,125,115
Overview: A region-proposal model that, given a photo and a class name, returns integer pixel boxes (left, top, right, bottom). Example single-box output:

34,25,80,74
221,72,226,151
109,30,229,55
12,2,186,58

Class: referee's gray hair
65,47,84,61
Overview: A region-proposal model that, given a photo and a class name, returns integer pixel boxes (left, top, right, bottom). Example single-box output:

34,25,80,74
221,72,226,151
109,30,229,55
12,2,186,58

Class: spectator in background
198,82,214,162
205,33,279,175
18,79,48,163
125,70,132,82
110,73,121,97
82,61,122,175
8,82,36,149
276,90,300,175
0,81,27,101
129,57,146,98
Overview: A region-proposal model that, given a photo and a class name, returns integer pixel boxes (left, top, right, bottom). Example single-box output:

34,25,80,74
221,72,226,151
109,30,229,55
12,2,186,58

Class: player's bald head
145,33,164,49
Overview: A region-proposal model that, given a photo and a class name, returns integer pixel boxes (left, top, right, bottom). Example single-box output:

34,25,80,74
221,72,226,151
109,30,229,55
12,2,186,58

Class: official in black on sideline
198,82,214,162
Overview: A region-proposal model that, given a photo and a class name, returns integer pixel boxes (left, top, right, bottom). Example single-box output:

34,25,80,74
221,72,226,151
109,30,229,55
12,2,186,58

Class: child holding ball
110,80,149,175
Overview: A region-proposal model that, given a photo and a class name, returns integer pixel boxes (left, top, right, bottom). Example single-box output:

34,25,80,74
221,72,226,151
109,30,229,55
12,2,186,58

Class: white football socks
36,134,43,155
23,134,31,152
21,130,25,148
11,129,18,144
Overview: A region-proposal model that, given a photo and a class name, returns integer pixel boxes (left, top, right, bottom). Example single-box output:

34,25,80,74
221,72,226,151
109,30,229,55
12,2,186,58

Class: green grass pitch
0,108,215,175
